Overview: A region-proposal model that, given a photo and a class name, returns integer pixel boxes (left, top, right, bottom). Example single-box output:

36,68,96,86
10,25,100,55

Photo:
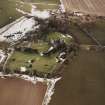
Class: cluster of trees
15,47,39,54
36,13,71,39
4,67,61,79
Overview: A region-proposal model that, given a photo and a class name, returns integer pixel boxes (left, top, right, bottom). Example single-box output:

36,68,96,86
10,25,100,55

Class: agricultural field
19,0,59,10
0,0,30,27
0,42,9,50
62,0,105,16
87,19,105,45
0,78,47,105
0,0,59,28
50,49,105,105
69,22,95,45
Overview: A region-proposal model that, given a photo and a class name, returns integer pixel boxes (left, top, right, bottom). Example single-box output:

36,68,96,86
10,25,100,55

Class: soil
0,77,47,105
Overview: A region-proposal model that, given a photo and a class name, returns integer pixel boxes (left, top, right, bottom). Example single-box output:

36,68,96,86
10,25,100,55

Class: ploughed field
62,0,105,16
0,77,47,105
50,49,105,105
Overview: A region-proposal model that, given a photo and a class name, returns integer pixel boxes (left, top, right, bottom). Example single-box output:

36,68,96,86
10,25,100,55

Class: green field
87,19,105,45
69,22,94,44
7,51,57,73
0,0,31,27
7,41,57,73
33,4,58,10
47,32,73,44
0,0,59,27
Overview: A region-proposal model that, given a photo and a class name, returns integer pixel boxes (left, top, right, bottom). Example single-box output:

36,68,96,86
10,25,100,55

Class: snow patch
16,4,50,19
0,50,6,63
0,17,39,42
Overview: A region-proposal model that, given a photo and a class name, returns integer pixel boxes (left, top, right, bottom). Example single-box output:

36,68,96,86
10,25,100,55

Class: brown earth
62,0,105,16
50,50,105,105
0,77,47,105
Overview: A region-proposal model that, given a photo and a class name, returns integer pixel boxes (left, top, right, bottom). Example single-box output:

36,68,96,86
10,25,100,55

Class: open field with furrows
0,77,47,105
62,0,105,16
50,49,105,105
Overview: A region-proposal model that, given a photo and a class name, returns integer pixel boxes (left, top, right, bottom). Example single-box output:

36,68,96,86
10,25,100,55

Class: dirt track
0,77,47,105
62,0,105,16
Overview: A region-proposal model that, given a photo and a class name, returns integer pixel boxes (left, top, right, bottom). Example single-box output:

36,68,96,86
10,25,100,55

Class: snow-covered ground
60,0,66,12
42,77,61,105
0,4,50,43
16,4,50,19
0,50,6,64
0,17,39,42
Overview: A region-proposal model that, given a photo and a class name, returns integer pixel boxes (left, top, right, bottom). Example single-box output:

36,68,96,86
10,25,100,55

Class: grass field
8,51,57,73
33,4,58,10
19,0,59,10
0,0,59,27
69,22,94,44
47,32,73,44
0,0,31,27
87,19,105,45
7,42,57,73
